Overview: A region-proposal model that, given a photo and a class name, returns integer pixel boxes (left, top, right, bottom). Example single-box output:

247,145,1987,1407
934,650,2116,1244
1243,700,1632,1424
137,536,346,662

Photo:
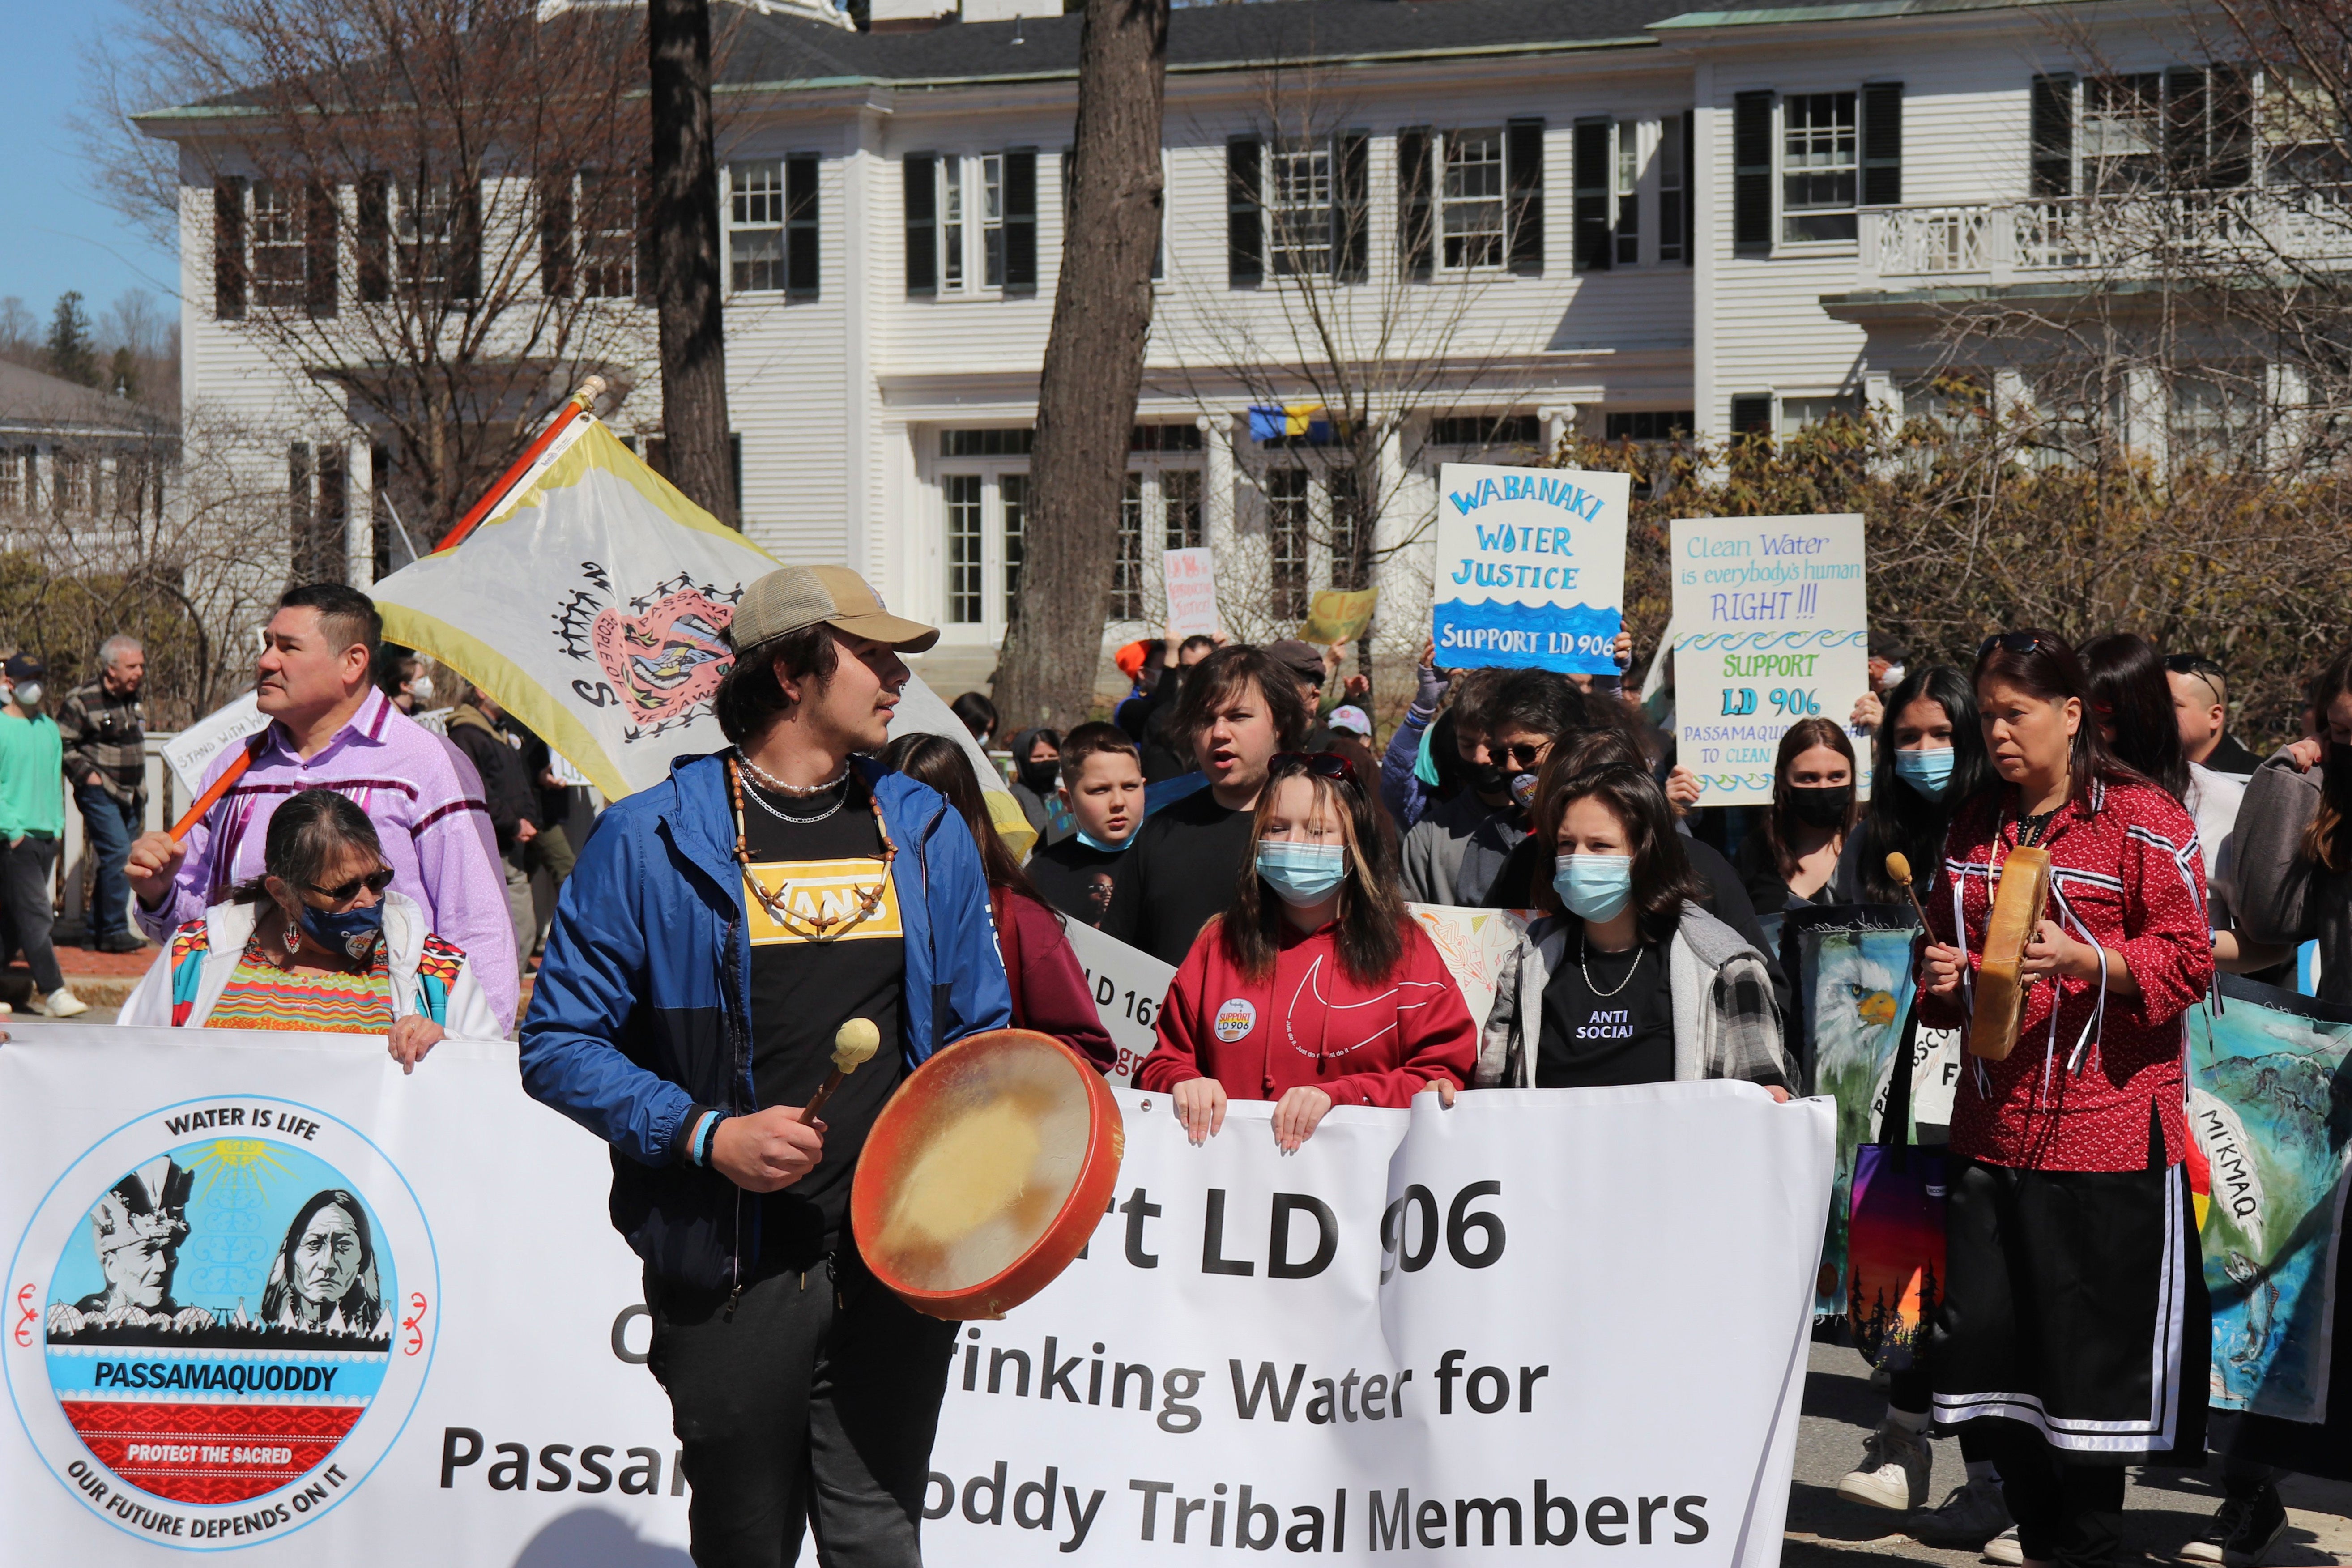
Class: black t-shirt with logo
1028,835,1128,926
1537,931,1675,1088
740,771,905,1267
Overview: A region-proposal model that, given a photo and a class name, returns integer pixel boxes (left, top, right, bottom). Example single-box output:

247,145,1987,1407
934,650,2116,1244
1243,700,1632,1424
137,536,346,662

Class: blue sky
0,0,179,330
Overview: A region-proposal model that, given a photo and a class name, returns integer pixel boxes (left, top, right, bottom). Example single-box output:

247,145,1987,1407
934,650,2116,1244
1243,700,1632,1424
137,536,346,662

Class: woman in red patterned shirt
1918,631,2213,1568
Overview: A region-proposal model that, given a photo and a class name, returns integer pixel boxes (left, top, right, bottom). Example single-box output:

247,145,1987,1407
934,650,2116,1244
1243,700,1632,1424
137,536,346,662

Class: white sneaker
1984,1525,2025,1565
1836,1419,1933,1511
32,987,89,1018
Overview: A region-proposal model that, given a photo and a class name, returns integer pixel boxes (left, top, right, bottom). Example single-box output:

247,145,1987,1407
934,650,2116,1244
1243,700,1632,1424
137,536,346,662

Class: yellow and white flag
374,415,1033,854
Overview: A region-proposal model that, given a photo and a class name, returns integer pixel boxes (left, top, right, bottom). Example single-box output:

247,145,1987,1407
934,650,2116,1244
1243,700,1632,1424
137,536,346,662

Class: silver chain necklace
735,748,850,797
1580,929,1643,998
741,776,847,827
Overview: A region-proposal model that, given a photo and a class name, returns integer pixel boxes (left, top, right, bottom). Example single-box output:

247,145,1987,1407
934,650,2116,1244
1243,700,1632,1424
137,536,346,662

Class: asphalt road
1790,1344,2352,1568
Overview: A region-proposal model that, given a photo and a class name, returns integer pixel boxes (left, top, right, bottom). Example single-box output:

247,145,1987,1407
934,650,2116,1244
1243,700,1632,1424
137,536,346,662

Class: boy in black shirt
1027,722,1146,925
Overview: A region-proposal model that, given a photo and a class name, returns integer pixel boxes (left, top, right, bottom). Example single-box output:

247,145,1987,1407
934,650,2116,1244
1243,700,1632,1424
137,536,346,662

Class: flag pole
432,375,609,555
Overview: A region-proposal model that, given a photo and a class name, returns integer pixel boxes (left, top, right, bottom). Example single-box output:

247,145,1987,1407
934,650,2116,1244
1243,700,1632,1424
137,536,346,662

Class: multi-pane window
1162,468,1202,550
1659,116,1687,261
1429,413,1542,447
250,183,307,308
1267,467,1311,621
396,180,455,287
940,428,1034,457
942,155,966,290
1605,410,1695,440
1778,395,1861,435
1615,128,1641,265
1781,93,1859,242
1270,143,1334,277
0,448,22,510
982,154,1007,289
946,474,985,624
1442,130,1506,269
1327,468,1369,590
2083,75,2164,191
2170,370,2258,464
579,171,637,298
729,162,785,291
1001,473,1027,623
52,452,90,514
1111,473,1147,620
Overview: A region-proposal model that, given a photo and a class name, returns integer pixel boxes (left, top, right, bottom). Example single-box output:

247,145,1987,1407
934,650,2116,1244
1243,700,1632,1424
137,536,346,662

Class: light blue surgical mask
1893,745,1956,801
1552,854,1634,924
1257,840,1350,906
1076,828,1132,853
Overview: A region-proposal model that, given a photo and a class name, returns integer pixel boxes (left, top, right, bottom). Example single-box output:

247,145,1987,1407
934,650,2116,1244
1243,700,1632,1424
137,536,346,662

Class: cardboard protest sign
160,693,268,797
1163,548,1220,639
1670,513,1870,806
1300,588,1377,646
1431,464,1628,674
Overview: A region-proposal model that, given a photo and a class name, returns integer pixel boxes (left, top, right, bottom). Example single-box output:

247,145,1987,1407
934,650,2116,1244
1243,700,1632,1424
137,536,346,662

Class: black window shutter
2210,65,2252,188
1730,393,1774,435
1227,136,1262,287
357,173,390,303
2165,67,2207,182
538,168,574,297
454,180,483,300
1681,109,1696,268
306,180,339,318
786,155,820,296
215,176,247,321
1506,117,1544,275
1003,147,1038,293
2030,74,2075,196
1861,82,1903,206
1732,91,1774,251
1334,131,1368,281
904,155,937,295
1572,117,1611,272
1397,126,1433,281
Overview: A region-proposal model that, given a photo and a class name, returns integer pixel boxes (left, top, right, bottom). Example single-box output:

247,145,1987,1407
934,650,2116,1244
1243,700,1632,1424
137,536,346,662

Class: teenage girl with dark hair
1917,630,2212,1568
1738,716,1861,915
1141,752,1475,1151
1839,665,1997,906
1479,760,1790,1094
879,734,1114,1073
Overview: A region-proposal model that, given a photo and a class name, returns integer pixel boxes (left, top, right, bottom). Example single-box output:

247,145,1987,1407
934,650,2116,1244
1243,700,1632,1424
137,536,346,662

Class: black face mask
1018,755,1060,794
1463,761,1508,798
1789,784,1853,830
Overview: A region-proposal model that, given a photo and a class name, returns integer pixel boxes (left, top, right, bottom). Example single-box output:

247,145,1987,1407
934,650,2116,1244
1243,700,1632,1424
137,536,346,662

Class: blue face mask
1552,854,1634,924
1893,746,1956,801
1076,828,1132,854
1257,840,1350,907
298,898,387,961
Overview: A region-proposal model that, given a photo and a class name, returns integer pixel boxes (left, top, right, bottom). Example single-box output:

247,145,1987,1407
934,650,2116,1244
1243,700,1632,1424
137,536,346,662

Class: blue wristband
696,1113,724,1167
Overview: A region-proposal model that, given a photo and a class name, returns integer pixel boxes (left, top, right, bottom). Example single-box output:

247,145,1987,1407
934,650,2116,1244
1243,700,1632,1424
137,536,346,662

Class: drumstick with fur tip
1886,852,1936,933
802,1019,881,1122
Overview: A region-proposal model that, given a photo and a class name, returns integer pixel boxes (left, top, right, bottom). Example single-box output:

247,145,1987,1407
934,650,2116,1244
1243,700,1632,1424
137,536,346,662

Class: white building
148,0,2243,690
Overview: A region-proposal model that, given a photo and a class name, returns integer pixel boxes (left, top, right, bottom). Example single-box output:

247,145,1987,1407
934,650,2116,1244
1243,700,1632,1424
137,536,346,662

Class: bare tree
86,0,655,552
649,0,735,527
995,0,1172,731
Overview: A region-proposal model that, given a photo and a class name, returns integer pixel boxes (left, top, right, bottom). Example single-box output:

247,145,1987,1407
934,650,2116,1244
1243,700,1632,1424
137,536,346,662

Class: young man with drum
1918,631,2211,1568
520,566,1012,1568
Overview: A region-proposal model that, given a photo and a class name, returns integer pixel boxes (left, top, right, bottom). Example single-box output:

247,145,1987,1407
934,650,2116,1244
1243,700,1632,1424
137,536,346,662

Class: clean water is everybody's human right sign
1431,464,1629,675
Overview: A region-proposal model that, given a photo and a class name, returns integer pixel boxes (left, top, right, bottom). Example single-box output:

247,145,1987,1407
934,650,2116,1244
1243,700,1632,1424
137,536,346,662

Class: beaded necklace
728,754,897,941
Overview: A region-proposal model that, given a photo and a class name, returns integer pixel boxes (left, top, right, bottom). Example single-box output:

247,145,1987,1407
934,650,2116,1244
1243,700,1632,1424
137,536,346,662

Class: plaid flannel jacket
55,681,146,808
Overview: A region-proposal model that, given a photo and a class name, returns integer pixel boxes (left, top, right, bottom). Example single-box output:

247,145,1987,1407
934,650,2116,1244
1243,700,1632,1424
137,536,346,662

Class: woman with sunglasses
123,788,499,1061
1916,631,2213,1568
1141,751,1476,1152
1478,759,1792,1095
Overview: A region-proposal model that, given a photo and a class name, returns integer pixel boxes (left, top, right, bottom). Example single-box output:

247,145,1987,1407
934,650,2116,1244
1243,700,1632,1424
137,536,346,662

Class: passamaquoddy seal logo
5,1097,437,1547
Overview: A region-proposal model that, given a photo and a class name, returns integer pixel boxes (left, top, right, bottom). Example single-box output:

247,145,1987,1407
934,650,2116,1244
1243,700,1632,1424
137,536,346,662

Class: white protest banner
1669,514,1870,806
1432,464,1629,675
1063,920,1178,1085
1164,549,1220,639
160,694,268,797
4,1031,1830,1566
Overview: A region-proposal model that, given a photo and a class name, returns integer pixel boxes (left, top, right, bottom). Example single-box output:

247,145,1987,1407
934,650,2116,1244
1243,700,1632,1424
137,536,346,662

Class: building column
346,435,375,585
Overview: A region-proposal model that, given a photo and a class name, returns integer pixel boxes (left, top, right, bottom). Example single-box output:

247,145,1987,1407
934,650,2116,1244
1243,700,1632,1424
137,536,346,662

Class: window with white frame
729,162,785,291
1112,473,1148,620
981,154,1006,288
1270,142,1334,276
1001,473,1027,622
946,473,985,624
1441,129,1507,270
935,432,1035,631
2083,74,2164,191
1162,468,1202,550
1615,127,1641,265
941,155,966,290
578,170,637,298
1266,467,1312,621
926,156,1011,291
251,182,307,308
1777,394,1862,435
1781,93,1859,242
1659,115,1687,261
395,180,456,287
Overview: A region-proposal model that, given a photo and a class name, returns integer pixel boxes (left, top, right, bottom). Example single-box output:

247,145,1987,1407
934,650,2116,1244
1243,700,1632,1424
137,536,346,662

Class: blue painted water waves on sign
1432,600,1621,674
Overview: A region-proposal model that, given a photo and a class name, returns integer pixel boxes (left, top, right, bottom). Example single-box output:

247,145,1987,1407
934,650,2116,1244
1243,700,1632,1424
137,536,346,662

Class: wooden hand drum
1967,845,2052,1062
852,1029,1124,1320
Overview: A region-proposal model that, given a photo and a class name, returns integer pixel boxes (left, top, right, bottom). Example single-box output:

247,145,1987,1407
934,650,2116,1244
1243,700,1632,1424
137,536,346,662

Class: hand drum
852,1029,1124,1320
1967,845,2052,1062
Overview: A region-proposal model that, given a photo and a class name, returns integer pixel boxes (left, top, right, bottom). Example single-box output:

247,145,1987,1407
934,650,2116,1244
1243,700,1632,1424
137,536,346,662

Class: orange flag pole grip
432,375,608,556
167,741,260,844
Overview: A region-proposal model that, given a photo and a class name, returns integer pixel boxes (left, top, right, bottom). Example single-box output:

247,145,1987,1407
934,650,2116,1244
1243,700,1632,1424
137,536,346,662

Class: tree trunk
993,0,1170,730
648,0,735,528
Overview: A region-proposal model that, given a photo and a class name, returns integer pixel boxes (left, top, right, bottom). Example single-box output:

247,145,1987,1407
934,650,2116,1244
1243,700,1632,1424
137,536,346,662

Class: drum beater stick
803,1019,882,1121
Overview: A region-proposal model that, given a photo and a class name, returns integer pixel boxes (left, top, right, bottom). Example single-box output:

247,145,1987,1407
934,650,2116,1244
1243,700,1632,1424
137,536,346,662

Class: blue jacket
518,752,1012,1291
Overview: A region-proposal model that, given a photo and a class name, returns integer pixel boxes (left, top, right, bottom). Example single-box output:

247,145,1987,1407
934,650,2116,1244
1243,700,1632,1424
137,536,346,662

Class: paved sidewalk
1791,1344,2352,1568
2,934,159,1011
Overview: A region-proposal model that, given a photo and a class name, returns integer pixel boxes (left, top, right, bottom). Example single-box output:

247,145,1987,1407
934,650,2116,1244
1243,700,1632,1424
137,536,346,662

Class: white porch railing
1857,188,2352,286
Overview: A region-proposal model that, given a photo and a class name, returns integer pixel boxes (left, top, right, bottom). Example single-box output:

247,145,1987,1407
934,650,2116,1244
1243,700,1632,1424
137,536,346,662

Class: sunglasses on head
2163,653,2226,682
1272,751,1362,790
1977,631,2052,661
306,868,395,903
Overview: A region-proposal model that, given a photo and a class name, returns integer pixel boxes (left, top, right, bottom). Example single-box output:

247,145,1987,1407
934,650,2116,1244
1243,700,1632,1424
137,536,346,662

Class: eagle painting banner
370,415,1029,849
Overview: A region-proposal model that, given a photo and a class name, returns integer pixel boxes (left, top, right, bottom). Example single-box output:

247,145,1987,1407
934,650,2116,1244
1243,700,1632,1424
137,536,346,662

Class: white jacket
120,891,504,1039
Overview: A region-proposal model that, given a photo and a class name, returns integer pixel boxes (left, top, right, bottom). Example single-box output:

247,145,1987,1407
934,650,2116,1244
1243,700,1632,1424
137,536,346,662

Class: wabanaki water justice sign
1431,464,1629,676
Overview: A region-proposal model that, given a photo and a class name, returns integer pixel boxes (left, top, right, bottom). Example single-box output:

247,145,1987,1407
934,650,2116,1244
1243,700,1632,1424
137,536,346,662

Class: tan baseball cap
729,565,940,655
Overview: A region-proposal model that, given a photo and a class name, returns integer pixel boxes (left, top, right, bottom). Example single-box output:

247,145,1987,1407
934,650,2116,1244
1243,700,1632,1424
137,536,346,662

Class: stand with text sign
1432,464,1628,676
